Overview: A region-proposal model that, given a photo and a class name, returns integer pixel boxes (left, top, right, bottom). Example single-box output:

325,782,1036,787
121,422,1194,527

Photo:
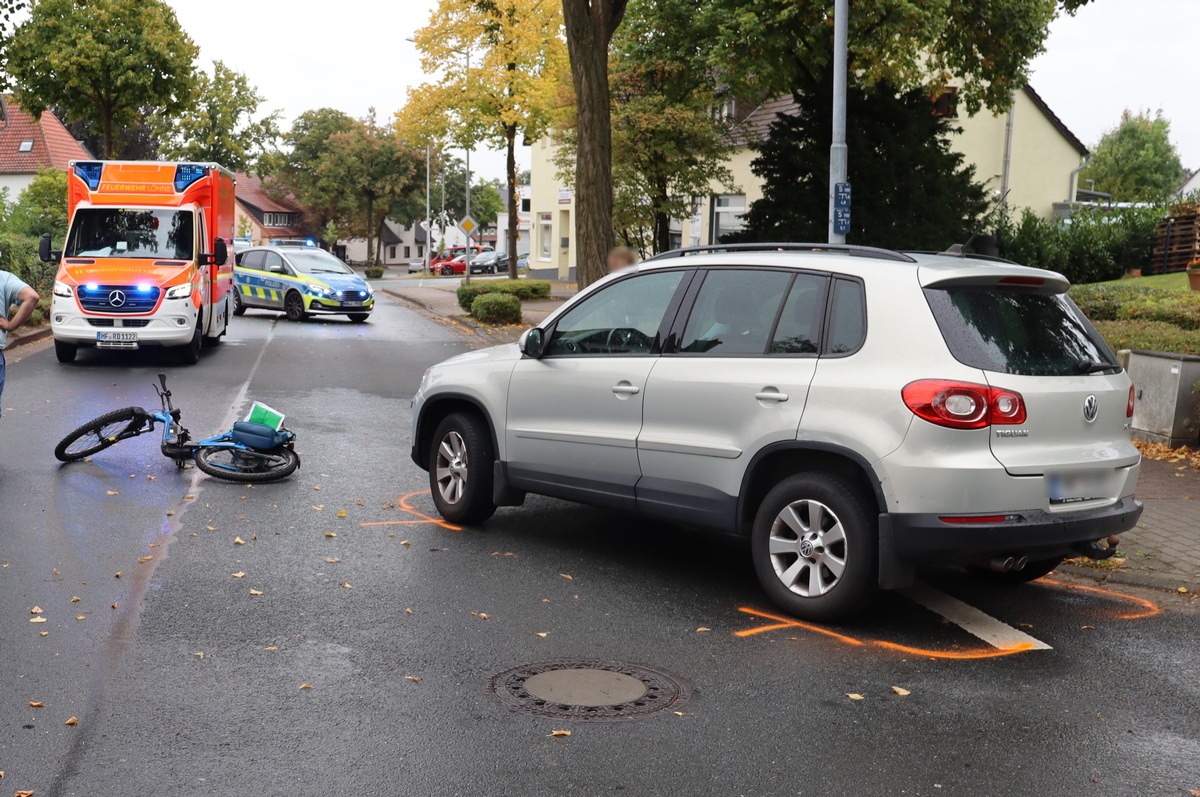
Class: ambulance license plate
97,331,138,346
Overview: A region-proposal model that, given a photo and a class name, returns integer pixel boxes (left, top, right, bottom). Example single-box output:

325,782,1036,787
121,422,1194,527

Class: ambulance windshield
66,209,195,260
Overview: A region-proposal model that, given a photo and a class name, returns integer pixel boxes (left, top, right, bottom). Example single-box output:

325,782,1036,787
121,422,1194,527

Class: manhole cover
487,658,691,722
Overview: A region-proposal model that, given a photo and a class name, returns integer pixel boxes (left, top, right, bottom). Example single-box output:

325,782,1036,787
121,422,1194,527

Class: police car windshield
66,209,194,260
285,250,354,274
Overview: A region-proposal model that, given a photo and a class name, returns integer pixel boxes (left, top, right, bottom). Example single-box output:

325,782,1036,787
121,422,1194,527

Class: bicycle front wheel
54,407,148,462
193,445,300,483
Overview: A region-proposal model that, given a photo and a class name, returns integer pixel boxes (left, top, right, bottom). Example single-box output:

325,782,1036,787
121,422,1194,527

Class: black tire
54,407,147,462
750,473,878,622
284,291,307,322
441,265,453,276
967,556,1065,584
428,411,496,524
232,288,246,316
348,313,370,323
55,339,78,363
193,445,300,483
178,317,202,365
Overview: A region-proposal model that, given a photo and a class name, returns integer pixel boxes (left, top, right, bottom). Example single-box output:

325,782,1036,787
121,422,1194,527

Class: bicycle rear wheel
193,446,300,483
54,407,148,462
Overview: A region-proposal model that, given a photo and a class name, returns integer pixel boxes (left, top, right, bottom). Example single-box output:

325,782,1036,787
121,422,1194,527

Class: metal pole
425,144,431,274
828,0,849,244
1000,97,1016,210
463,48,472,286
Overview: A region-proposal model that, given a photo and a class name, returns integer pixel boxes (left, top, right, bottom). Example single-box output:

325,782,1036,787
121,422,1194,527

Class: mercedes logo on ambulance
1083,394,1098,423
108,290,127,307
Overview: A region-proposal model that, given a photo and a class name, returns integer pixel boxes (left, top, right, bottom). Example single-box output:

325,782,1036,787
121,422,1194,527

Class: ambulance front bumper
51,296,198,347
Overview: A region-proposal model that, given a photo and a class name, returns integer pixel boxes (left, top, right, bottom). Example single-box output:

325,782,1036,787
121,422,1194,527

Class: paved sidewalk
378,270,1200,593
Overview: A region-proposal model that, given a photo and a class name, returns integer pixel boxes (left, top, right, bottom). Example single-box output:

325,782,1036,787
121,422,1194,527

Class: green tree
314,110,421,265
1080,110,1189,202
158,61,280,173
0,0,28,94
554,0,737,255
432,154,504,226
8,166,68,239
735,81,987,251
402,0,567,278
61,108,161,161
8,0,197,158
274,108,357,237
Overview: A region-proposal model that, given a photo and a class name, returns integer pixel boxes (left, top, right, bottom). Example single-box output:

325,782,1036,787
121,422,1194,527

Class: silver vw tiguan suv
411,244,1141,620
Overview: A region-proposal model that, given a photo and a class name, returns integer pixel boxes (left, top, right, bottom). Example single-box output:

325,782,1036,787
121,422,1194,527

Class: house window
520,198,531,213
18,140,33,152
264,212,293,227
711,99,736,123
388,246,397,259
403,246,411,258
417,245,424,257
709,194,746,243
539,213,553,260
932,87,959,119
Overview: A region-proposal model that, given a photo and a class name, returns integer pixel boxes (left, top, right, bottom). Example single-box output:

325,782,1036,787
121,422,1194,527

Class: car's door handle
755,390,789,403
612,383,641,395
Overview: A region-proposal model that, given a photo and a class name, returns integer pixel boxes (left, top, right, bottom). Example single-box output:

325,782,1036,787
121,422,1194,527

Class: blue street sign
834,207,851,235
835,182,852,209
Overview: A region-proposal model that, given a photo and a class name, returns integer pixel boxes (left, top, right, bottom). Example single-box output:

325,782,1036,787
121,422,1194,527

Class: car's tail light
1127,384,1135,418
902,379,1027,430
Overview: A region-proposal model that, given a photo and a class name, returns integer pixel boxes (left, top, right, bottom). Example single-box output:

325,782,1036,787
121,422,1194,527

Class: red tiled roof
235,172,303,215
0,101,92,173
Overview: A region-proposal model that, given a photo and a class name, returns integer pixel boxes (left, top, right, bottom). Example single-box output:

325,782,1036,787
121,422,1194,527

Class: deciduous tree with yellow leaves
400,0,567,279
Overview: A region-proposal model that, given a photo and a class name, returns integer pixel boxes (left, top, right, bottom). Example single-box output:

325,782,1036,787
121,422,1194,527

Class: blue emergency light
174,164,209,192
74,162,104,190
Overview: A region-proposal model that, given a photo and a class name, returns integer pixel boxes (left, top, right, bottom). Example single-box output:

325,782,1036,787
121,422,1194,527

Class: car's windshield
284,250,354,275
924,286,1120,376
66,209,195,260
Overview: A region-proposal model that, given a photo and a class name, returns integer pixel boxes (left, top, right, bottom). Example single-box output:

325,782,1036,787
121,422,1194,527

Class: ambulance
40,161,237,364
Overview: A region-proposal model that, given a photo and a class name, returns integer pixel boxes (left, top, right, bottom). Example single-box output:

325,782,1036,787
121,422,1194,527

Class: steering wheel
606,327,652,353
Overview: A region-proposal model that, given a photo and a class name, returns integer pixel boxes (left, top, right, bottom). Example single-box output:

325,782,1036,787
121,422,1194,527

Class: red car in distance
430,245,492,275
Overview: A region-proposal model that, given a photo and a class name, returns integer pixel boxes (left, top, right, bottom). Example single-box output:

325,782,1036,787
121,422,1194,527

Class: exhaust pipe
988,556,1015,572
1012,555,1029,572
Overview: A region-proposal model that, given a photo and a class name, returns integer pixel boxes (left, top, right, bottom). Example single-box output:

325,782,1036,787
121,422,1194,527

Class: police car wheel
285,291,307,322
348,313,369,323
233,289,246,316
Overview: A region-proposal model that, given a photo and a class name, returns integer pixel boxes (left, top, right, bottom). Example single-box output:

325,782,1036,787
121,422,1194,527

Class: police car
233,245,375,323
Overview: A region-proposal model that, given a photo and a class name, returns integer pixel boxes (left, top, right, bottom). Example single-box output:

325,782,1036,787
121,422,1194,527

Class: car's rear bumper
884,496,1143,567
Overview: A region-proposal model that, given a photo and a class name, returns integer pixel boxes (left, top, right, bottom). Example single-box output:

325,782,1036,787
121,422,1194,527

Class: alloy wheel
434,430,468,504
767,499,848,597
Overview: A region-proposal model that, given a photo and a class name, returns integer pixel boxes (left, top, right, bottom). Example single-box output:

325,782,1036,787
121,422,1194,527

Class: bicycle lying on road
54,374,300,483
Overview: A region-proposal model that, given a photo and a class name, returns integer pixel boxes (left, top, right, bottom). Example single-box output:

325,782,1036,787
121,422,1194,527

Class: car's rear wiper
1077,359,1119,374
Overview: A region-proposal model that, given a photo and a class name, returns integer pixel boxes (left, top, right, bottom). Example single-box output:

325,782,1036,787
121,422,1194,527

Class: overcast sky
166,0,1198,181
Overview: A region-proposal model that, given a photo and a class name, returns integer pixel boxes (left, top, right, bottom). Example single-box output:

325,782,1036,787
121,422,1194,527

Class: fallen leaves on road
313,485,321,491
891,686,911,696
138,555,153,564
232,571,245,579
560,573,573,581
847,693,864,701
535,632,548,638
1180,587,1190,594
299,683,313,690
325,557,341,564
111,602,118,610
233,536,246,546
673,711,693,717
30,606,42,614
39,632,48,637
106,490,118,496
405,676,422,683
340,582,353,589
29,617,46,624
114,571,121,578
336,510,347,518
404,607,413,615
313,504,324,511
16,790,33,797
549,730,571,737
695,627,711,633
399,539,411,547
249,589,264,596
194,652,205,660
74,615,85,621
70,597,80,603
28,701,44,708
1135,440,1200,469
324,531,336,539
65,716,78,726
470,611,490,620
264,645,278,651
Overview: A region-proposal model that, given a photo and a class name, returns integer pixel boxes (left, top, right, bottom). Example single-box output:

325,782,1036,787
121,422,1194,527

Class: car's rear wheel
441,265,453,276
967,556,1064,584
285,291,307,322
428,412,496,525
751,473,878,621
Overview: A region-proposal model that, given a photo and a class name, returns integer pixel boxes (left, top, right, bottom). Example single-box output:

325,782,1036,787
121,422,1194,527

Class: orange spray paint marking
1039,577,1161,620
873,641,1035,660
735,607,864,646
358,490,461,532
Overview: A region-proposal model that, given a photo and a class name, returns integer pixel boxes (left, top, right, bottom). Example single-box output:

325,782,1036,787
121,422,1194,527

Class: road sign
458,215,478,237
834,207,851,235
834,182,851,209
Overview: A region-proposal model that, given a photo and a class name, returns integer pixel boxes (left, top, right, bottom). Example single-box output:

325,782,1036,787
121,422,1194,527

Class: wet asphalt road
1,293,1198,797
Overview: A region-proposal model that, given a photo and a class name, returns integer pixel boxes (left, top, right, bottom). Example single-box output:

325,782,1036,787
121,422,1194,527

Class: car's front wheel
751,473,878,621
428,412,496,525
441,265,453,276
232,288,246,316
284,291,307,322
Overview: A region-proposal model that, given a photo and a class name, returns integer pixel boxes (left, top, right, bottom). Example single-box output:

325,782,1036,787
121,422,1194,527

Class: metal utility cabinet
1127,350,1200,447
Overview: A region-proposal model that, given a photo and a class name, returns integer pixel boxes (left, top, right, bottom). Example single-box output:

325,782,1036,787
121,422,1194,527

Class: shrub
456,279,552,311
1069,284,1200,330
470,292,522,325
1092,320,1200,356
995,205,1162,284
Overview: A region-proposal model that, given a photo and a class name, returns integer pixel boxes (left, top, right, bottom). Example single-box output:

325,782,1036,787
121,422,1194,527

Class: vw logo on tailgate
1082,394,1098,423
108,290,127,307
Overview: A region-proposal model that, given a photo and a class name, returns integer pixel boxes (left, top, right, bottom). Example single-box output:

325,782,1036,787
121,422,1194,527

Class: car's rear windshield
66,209,194,260
923,286,1120,376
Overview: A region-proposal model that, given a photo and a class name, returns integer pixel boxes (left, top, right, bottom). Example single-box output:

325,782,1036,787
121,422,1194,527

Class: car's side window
770,274,828,355
547,271,685,357
262,252,284,273
679,270,791,355
825,278,867,355
241,250,265,270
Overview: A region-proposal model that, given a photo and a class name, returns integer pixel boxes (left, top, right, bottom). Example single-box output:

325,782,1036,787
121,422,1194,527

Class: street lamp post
425,144,431,274
828,0,849,244
462,47,472,287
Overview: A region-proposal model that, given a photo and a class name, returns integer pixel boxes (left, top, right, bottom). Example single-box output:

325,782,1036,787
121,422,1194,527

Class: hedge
456,279,551,312
995,205,1161,284
1070,284,1200,330
1092,320,1200,357
470,293,523,325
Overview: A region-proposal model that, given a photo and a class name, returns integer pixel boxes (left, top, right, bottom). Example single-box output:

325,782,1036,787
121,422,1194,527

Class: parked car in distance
408,258,426,274
234,245,374,323
431,245,492,275
515,252,529,270
469,251,505,274
410,243,1142,621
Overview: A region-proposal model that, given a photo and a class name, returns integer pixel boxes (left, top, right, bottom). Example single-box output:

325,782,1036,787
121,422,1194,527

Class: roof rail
645,242,917,263
905,250,1020,266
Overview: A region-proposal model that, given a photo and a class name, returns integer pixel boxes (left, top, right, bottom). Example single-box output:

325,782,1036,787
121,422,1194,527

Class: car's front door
505,269,691,511
260,252,289,309
636,269,833,529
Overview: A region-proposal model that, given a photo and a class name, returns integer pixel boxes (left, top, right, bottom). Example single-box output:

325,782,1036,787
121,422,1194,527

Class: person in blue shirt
0,268,41,418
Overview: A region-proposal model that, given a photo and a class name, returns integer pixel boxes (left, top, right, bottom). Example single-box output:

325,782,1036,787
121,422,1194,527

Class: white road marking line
899,581,1053,651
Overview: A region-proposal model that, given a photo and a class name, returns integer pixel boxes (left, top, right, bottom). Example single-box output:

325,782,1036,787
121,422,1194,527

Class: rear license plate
1047,472,1110,504
342,301,363,307
96,331,138,346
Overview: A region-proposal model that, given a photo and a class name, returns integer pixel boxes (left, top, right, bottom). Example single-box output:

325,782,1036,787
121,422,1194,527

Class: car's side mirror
39,233,61,264
519,328,545,358
213,238,228,266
